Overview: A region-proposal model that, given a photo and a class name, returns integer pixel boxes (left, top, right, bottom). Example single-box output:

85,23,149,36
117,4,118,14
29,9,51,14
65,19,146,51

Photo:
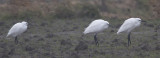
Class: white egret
117,18,141,46
83,19,109,45
7,21,28,44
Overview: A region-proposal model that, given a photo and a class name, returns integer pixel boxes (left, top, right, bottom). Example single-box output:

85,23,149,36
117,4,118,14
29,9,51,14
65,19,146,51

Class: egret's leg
94,34,99,46
15,36,18,44
129,33,131,44
127,32,131,46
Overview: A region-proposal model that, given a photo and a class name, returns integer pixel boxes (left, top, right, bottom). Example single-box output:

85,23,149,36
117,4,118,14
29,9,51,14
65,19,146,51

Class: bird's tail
6,34,10,38
6,35,11,39
117,31,121,35
83,31,88,35
6,35,8,37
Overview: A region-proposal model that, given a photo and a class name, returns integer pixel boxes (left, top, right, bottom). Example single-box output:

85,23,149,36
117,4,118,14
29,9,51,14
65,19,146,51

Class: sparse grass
0,18,160,58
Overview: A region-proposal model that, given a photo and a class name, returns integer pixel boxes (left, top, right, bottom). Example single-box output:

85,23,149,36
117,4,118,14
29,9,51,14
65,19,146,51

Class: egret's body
117,18,141,46
83,19,109,45
7,21,28,44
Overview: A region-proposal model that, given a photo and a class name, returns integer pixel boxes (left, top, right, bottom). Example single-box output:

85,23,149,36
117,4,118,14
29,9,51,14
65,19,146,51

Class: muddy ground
0,18,159,58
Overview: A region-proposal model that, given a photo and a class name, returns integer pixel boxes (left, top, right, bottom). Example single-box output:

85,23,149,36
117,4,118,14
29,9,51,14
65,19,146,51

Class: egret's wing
117,20,135,34
7,23,21,37
84,20,108,34
7,22,28,37
117,18,141,34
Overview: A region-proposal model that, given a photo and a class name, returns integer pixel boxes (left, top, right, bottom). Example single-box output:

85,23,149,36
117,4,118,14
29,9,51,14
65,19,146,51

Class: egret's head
105,21,110,27
136,18,146,23
107,21,109,25
21,21,28,26
136,18,141,21
106,21,109,26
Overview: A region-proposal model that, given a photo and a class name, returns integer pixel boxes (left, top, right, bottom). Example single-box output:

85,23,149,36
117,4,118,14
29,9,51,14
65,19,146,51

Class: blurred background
0,0,159,20
0,0,159,58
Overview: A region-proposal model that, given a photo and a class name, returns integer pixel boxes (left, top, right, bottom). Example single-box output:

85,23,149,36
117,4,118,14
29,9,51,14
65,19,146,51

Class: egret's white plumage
117,18,141,46
83,19,109,45
84,19,109,34
7,21,28,37
7,21,28,44
117,18,141,34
